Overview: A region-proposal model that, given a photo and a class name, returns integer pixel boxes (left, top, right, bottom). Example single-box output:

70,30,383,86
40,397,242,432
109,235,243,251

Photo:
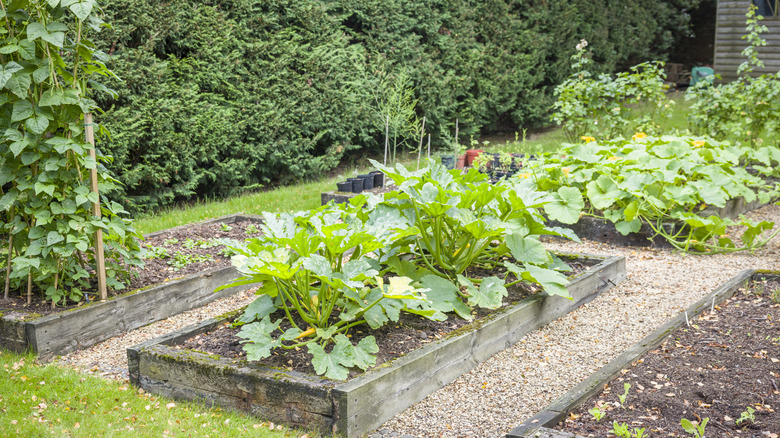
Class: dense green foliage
525,135,780,253
92,0,701,212
687,5,780,147
551,39,672,142
0,0,142,306
221,161,575,379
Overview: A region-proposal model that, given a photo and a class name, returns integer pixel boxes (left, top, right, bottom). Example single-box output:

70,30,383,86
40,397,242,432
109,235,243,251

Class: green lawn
0,351,315,438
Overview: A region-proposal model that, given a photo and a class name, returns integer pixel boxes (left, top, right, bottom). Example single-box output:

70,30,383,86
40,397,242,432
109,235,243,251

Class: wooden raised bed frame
0,214,261,360
127,253,626,438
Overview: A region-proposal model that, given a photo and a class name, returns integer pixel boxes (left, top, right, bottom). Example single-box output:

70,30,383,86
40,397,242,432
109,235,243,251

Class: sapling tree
0,0,142,306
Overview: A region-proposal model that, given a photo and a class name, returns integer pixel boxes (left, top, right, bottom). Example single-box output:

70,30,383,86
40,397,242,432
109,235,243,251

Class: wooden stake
455,118,459,152
84,113,107,301
3,233,11,300
51,271,58,310
26,272,31,306
427,134,431,159
383,115,390,167
416,116,426,170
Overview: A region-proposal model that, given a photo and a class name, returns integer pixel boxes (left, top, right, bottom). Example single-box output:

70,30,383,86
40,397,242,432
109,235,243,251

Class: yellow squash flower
518,173,531,179
581,136,595,143
692,140,705,148
607,156,621,161
562,167,570,176
632,132,647,141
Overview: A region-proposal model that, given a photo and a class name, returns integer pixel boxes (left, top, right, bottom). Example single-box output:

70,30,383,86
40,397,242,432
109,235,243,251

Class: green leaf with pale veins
69,1,93,21
308,338,352,380
353,336,378,370
505,234,550,265
6,74,31,98
544,186,584,224
465,275,506,309
237,318,281,360
420,275,472,320
11,99,33,122
17,39,35,60
25,115,49,135
238,294,276,324
615,219,642,235
0,61,22,89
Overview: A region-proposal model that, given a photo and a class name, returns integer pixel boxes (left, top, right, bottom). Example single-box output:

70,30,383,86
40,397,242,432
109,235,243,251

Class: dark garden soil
180,258,588,380
557,280,780,437
0,219,261,316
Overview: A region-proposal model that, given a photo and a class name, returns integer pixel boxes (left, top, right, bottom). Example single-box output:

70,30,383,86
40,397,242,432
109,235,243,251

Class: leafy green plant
183,238,197,249
218,204,442,380
612,421,631,438
589,406,605,421
244,223,260,235
167,252,212,271
219,223,233,232
142,245,170,260
526,135,780,253
373,159,577,318
735,406,756,427
687,5,780,147
681,417,708,437
375,69,420,167
162,238,178,246
0,0,142,306
551,39,671,142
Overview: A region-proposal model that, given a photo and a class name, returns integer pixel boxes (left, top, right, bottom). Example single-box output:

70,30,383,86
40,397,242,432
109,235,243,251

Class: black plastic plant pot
336,181,352,192
348,178,363,193
494,171,507,180
370,171,384,188
441,155,456,170
358,174,374,190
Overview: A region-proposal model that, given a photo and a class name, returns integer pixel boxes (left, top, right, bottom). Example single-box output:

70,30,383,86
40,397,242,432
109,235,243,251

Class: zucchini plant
218,204,442,380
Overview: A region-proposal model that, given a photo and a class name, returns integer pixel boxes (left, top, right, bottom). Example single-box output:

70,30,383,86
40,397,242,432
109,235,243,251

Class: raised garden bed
508,269,779,438
127,253,626,438
0,214,262,360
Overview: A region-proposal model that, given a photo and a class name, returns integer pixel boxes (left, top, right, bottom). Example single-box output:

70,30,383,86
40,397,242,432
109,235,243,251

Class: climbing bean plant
0,0,142,306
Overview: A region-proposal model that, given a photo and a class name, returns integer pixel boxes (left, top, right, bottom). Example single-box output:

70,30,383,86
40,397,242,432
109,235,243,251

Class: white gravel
54,203,780,437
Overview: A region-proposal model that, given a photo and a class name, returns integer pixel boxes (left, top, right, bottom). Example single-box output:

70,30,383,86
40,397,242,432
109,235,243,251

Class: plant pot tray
550,195,772,247
0,214,262,360
506,268,764,438
127,253,626,437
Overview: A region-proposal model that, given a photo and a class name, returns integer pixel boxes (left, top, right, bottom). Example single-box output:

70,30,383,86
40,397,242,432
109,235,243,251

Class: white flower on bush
576,39,588,51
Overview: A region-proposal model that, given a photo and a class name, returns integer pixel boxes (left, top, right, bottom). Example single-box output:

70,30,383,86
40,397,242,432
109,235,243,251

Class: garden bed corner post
84,113,107,301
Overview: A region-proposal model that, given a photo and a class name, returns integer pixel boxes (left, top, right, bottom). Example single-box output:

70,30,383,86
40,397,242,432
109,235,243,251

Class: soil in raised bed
180,258,588,379
0,219,260,316
556,279,780,437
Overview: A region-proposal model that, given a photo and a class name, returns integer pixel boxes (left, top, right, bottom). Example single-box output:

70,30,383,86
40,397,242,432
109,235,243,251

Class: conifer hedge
94,0,700,212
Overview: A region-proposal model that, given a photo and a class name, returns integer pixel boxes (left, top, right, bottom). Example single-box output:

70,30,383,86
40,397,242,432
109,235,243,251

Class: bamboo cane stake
383,115,390,166
26,272,31,305
84,113,107,301
427,134,431,160
4,233,12,300
455,118,459,152
416,116,426,170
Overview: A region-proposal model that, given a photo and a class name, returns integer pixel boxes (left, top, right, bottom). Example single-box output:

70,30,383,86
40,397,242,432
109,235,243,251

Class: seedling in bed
681,417,708,438
245,224,260,235
220,223,233,232
588,406,605,421
142,245,170,260
735,406,756,427
612,421,631,438
618,382,631,406
183,238,197,249
168,252,213,271
163,238,179,246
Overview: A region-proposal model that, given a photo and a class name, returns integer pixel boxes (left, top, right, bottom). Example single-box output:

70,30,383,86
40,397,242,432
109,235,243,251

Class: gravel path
54,204,780,437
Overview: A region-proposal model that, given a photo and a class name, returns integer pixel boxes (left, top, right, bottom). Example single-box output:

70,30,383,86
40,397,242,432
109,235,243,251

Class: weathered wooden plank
505,270,755,438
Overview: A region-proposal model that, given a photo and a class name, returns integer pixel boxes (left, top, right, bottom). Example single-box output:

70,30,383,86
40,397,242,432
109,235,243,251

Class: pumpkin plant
526,134,780,253
0,0,142,306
